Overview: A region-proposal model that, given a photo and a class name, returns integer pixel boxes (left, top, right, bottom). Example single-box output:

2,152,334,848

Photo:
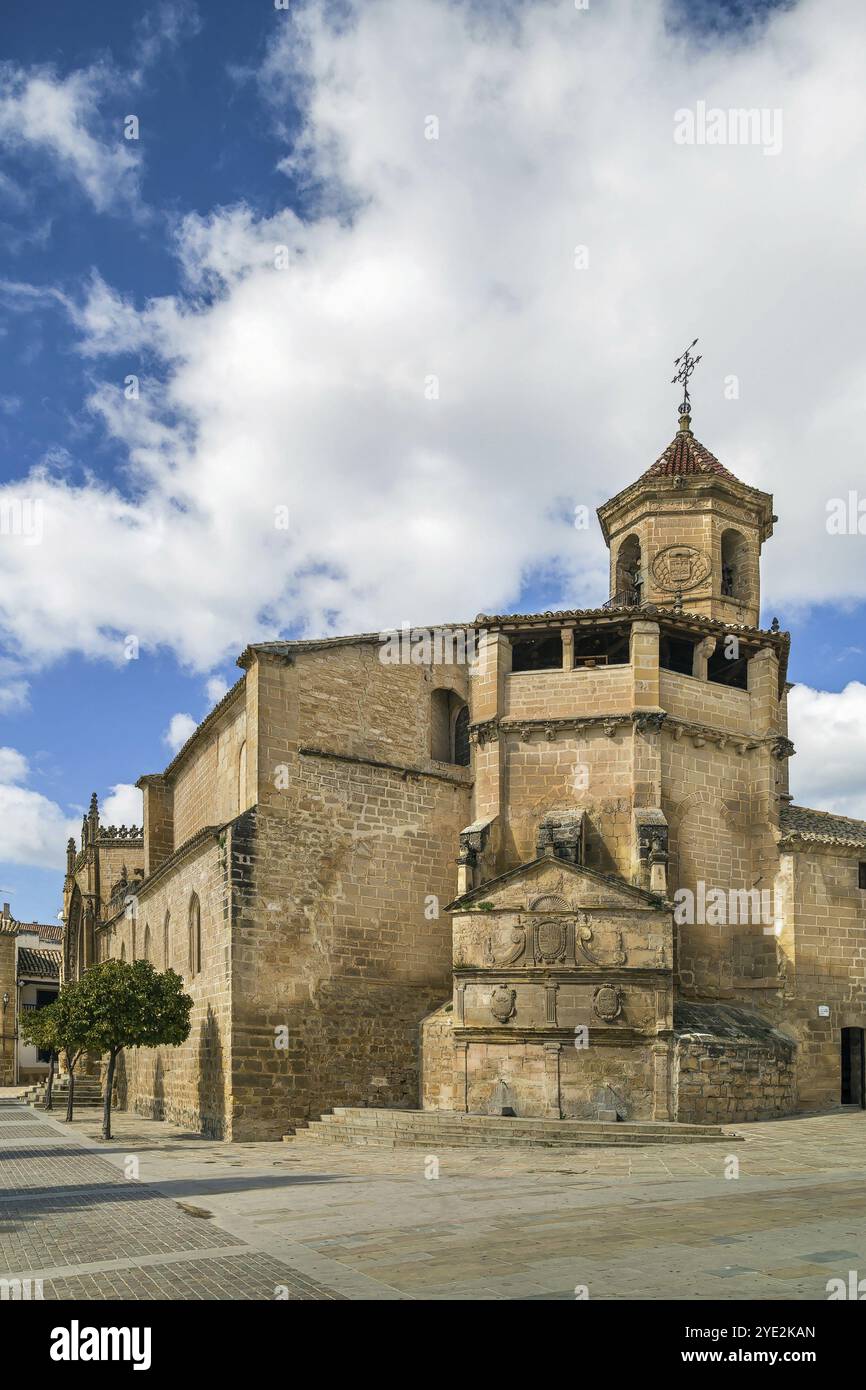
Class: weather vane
672,338,702,417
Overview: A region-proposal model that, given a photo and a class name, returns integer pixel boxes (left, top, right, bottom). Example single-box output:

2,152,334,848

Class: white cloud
132,1,202,83
163,713,197,752
0,749,79,870
205,676,229,705
0,746,28,784
2,0,866,674
0,681,29,715
101,783,144,827
788,682,866,821
0,64,141,214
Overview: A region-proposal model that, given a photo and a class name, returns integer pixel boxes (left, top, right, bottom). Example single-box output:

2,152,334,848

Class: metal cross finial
672,338,702,417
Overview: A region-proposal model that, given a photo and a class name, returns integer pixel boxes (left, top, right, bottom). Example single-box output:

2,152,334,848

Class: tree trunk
44,1053,56,1111
102,1050,118,1141
65,1061,75,1122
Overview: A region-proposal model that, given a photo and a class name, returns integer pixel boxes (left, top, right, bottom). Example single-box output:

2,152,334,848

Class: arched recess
615,534,642,605
665,790,743,895
163,910,171,969
81,907,95,973
188,893,201,977
720,528,749,599
67,884,82,979
431,688,470,765
143,923,152,962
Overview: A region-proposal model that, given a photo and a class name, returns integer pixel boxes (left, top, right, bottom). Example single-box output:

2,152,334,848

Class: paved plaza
1,1096,864,1300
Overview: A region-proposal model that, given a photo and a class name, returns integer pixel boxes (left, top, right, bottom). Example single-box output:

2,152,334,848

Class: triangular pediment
446,855,665,914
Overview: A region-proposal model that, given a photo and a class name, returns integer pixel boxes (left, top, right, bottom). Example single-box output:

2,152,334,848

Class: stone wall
501,725,634,877
455,1039,657,1120
779,847,866,1111
229,761,465,1138
503,665,632,722
674,1035,795,1123
171,691,247,849
0,932,15,1085
107,832,234,1138
420,1002,455,1111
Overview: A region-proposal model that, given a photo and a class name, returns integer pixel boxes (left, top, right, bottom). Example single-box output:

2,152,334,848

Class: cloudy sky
1,0,866,923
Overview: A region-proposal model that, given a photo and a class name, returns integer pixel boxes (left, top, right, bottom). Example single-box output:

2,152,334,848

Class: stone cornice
454,1026,659,1044
471,712,794,757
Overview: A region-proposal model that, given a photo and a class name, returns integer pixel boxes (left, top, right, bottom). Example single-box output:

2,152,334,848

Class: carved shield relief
533,918,569,965
489,986,517,1024
651,545,711,593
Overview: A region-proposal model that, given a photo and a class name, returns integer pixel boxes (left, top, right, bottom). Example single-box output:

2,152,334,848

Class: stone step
291,1125,729,1150
285,1108,740,1150
329,1107,729,1137
28,1096,103,1109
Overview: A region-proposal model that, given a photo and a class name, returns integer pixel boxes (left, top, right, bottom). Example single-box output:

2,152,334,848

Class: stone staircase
23,1075,104,1110
285,1107,741,1150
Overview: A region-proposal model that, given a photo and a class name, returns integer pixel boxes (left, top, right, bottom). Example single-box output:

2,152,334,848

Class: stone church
63,406,866,1139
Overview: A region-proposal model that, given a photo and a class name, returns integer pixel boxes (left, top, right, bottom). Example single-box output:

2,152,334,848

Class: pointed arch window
163,910,171,969
188,893,202,977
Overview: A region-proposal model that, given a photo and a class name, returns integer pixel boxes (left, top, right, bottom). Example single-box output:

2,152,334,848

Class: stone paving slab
0,1102,349,1301
41,1253,344,1301
4,1100,866,1300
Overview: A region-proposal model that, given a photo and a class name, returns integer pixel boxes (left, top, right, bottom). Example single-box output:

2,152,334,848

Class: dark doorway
841,1027,865,1107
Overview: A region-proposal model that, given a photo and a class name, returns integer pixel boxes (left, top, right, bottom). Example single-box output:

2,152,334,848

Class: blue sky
2,0,866,924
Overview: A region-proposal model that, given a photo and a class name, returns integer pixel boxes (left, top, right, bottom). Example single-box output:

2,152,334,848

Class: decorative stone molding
544,984,559,1024
536,809,585,864
577,918,627,967
483,926,527,968
633,711,667,737
469,718,499,746
771,736,795,760
637,815,668,864
458,817,494,870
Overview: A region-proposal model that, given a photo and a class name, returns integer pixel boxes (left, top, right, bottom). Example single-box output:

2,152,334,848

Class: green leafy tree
19,1004,60,1110
74,959,192,1140
20,986,95,1121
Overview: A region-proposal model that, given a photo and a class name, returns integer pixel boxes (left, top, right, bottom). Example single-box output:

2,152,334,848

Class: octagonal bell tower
597,410,776,628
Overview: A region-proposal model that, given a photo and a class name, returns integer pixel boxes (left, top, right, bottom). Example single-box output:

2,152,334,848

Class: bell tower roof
638,414,741,485
596,411,775,628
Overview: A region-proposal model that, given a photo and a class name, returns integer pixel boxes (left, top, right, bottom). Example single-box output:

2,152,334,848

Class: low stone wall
674,1035,795,1123
420,1002,455,1110
422,1035,657,1120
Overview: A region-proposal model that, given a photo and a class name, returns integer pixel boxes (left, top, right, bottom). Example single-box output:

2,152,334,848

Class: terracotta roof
17,946,61,980
0,917,62,943
780,804,866,849
639,426,740,483
33,923,63,944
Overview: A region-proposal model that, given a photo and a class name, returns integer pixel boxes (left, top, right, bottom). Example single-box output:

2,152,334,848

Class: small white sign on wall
818,1005,830,1018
